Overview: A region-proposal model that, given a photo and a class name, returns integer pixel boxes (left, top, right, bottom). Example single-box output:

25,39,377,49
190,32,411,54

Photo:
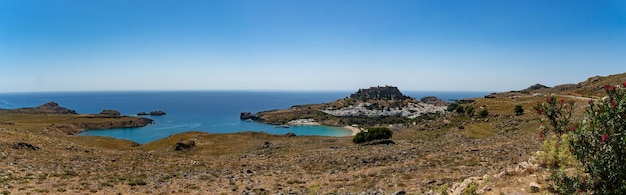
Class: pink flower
570,126,575,131
547,97,554,102
537,108,543,115
560,99,564,104
539,132,544,139
588,99,594,104
623,81,626,87
582,177,586,184
602,134,609,142
605,84,616,91
612,100,617,108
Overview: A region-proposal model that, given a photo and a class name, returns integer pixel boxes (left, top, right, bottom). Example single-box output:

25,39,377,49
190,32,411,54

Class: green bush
534,134,580,169
478,109,489,118
514,105,524,116
466,106,475,117
567,84,626,194
538,83,626,194
447,103,459,112
353,127,393,144
535,96,574,137
455,106,465,114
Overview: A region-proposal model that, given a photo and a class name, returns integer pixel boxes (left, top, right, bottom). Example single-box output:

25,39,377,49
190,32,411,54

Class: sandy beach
343,125,362,136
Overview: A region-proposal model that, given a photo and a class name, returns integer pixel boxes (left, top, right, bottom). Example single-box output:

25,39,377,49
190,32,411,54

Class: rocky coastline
0,102,154,135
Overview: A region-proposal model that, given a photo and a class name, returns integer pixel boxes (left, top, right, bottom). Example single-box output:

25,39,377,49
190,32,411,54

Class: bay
0,91,488,143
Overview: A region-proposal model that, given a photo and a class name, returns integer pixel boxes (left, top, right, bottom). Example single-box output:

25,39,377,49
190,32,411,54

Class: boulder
529,182,541,193
149,110,166,116
100,109,121,116
285,132,297,137
137,112,148,116
174,139,196,151
11,142,40,150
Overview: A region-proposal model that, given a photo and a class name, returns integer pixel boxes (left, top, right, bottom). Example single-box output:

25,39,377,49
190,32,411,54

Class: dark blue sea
0,91,488,143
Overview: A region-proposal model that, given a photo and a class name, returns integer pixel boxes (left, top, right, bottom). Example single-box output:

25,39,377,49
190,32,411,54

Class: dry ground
0,95,593,194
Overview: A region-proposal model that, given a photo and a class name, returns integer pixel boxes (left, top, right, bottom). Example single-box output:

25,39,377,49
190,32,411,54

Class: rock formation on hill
350,86,411,101
100,109,121,116
521,83,549,92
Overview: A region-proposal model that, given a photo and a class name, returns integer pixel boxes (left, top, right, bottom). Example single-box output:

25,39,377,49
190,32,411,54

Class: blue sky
1,0,625,92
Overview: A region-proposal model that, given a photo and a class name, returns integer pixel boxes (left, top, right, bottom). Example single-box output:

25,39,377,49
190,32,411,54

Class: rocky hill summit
350,86,411,101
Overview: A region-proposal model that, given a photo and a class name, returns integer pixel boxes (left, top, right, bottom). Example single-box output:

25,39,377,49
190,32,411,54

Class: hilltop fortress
349,86,412,101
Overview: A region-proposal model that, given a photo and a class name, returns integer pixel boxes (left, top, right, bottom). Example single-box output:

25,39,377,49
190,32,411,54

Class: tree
514,105,524,116
353,127,393,144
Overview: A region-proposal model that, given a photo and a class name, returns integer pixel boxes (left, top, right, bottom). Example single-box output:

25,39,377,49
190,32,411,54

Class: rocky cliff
350,86,411,101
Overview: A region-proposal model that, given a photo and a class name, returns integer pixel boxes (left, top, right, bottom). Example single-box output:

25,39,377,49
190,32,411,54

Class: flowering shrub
538,83,626,194
566,83,626,194
534,95,583,193
534,96,574,138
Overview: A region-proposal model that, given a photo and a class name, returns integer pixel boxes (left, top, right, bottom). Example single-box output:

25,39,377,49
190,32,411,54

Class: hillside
492,72,626,98
242,86,449,127
0,73,625,194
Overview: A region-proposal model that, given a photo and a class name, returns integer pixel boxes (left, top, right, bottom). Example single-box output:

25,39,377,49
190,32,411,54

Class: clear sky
1,0,625,92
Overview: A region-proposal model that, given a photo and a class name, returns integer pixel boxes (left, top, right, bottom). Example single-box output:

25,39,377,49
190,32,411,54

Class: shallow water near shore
0,91,488,144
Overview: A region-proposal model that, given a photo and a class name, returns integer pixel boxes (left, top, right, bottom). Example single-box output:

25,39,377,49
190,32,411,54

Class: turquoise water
0,91,488,143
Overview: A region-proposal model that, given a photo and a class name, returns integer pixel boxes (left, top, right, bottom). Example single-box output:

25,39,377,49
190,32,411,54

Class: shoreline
343,125,361,136
286,120,360,136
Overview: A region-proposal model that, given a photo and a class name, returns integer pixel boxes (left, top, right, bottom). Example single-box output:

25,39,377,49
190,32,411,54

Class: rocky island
137,110,167,116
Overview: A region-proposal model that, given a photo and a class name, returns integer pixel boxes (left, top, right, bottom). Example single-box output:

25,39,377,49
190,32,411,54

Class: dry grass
3,74,624,193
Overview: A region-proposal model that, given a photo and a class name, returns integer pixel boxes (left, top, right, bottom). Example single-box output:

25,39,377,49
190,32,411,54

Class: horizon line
0,89,496,94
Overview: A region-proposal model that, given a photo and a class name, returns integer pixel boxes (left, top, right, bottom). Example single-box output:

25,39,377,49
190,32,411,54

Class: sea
0,91,489,144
